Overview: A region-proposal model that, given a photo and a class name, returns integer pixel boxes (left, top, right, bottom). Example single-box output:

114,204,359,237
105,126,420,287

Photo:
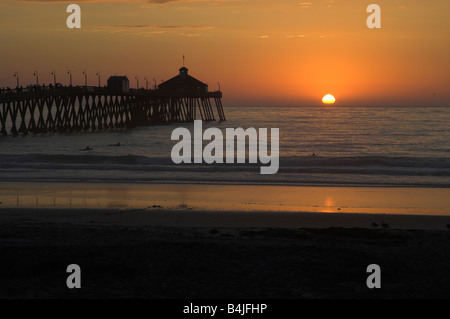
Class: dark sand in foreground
1,208,450,299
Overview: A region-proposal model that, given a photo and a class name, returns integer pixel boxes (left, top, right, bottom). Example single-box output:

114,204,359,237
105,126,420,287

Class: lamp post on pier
33,71,39,85
13,72,19,88
67,70,73,86
96,72,101,87
83,70,88,87
51,71,57,86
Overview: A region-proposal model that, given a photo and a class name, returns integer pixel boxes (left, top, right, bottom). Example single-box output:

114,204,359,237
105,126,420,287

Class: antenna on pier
182,54,185,67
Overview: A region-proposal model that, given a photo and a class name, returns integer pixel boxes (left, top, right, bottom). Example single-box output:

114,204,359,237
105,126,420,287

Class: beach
1,106,449,299
1,182,450,299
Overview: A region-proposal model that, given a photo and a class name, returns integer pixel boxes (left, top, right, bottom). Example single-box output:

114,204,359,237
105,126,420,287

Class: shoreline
2,183,450,298
2,178,449,192
2,181,450,217
1,207,450,230
3,178,450,188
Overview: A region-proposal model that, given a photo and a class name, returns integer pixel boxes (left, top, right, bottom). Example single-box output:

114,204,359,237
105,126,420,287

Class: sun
322,94,336,104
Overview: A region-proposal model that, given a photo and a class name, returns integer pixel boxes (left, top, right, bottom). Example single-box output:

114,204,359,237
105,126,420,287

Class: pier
0,67,225,136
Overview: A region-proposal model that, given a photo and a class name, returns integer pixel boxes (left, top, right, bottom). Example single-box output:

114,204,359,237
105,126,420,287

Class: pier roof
158,67,207,93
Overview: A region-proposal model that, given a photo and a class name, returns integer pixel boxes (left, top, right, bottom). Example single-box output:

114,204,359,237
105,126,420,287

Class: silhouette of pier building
107,76,130,93
159,67,207,94
0,66,225,136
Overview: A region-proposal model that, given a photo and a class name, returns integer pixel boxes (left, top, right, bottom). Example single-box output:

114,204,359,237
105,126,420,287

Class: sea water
0,105,449,187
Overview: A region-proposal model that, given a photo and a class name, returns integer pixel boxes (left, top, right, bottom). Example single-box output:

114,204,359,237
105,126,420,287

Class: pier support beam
0,87,225,136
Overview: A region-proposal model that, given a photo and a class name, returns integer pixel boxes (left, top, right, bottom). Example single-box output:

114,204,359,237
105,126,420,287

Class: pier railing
0,86,225,136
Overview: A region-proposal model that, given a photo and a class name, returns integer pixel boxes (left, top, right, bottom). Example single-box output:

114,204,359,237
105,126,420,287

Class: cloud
147,0,236,3
18,0,232,3
17,0,141,2
299,2,311,8
92,24,214,37
286,34,305,38
109,25,213,30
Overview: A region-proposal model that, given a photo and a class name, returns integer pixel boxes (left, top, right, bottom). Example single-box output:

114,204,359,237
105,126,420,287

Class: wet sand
2,181,450,216
1,207,450,230
1,182,450,299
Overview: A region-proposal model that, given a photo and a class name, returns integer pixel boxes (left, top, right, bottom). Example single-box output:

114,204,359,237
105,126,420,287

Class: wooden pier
0,69,226,136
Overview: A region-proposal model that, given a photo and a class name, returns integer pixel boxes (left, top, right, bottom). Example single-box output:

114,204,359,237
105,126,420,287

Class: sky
0,0,449,106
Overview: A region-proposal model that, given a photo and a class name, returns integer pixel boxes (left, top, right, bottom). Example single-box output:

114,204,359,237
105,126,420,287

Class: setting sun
322,94,336,104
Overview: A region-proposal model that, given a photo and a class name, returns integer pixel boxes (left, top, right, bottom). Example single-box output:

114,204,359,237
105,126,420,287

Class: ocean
1,105,449,187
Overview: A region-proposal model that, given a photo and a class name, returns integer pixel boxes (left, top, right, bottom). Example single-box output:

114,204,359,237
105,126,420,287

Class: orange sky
0,0,449,106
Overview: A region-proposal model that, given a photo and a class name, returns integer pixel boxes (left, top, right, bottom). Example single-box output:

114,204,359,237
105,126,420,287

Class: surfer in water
79,146,93,151
108,142,121,146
